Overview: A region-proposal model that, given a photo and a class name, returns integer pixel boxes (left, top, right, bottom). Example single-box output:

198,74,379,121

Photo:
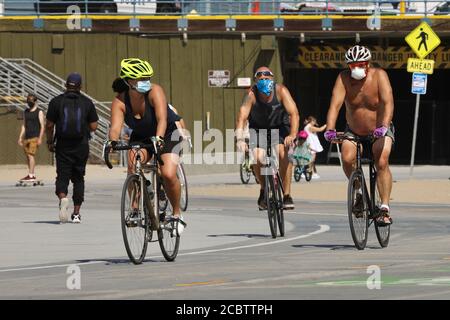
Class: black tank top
124,91,179,141
248,84,289,129
24,108,41,139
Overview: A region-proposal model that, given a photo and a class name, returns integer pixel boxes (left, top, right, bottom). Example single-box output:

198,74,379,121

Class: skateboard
16,180,44,187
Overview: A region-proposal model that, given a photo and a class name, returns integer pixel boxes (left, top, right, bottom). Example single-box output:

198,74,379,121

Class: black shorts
344,122,395,144
248,126,290,150
130,127,183,157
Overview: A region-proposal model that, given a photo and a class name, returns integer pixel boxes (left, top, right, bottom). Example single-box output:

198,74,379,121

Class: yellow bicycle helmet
120,58,154,79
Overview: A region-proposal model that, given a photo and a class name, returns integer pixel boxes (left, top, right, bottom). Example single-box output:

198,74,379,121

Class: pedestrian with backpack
45,73,99,224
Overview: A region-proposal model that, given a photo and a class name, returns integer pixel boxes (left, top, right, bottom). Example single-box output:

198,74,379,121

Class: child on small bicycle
289,131,313,179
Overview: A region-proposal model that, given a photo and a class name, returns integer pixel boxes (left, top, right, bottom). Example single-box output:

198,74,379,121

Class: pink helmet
297,130,308,139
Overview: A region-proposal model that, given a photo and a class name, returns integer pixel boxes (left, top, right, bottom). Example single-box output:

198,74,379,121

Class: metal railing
0,57,111,161
0,1,448,17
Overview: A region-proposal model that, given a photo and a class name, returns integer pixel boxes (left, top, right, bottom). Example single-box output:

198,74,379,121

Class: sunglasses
254,71,274,78
348,62,368,69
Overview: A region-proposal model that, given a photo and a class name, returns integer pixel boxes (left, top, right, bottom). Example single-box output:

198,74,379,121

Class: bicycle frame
261,131,284,195
105,142,161,230
352,137,378,221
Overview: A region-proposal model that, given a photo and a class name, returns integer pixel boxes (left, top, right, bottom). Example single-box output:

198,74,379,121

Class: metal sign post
409,93,421,177
409,72,427,177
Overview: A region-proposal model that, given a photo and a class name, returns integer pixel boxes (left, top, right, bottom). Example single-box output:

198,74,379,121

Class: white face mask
351,67,367,80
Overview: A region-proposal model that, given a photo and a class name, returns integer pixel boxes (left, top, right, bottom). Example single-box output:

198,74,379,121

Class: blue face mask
256,79,274,96
135,80,151,94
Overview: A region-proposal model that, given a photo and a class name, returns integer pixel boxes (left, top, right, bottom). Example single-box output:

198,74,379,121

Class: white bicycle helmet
345,45,372,64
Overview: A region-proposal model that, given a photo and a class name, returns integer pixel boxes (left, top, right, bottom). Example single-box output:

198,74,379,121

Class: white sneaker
71,213,81,224
59,198,69,224
170,215,186,237
312,173,320,179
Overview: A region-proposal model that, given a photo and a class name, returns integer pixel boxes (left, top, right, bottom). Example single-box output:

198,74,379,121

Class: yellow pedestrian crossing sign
405,22,441,59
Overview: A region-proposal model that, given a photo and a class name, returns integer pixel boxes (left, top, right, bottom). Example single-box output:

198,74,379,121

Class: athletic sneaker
20,175,35,181
257,189,267,210
71,213,81,224
377,205,393,226
167,215,186,237
59,198,69,223
283,194,295,210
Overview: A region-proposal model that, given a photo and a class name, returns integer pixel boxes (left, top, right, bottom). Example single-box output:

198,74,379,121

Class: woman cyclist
108,58,186,234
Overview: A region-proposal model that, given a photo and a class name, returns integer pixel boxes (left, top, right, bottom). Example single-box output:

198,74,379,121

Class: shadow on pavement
23,221,62,225
208,234,271,239
76,258,163,265
292,244,382,250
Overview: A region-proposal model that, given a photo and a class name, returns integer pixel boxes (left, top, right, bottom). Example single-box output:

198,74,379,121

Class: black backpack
57,93,87,139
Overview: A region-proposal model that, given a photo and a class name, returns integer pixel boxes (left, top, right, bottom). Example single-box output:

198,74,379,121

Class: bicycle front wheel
348,169,369,250
177,163,189,212
275,175,285,237
265,175,278,239
121,174,149,264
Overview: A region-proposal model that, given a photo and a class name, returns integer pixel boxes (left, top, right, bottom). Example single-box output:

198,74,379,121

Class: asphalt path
0,169,449,300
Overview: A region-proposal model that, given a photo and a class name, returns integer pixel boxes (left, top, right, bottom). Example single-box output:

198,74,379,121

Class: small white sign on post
411,72,427,95
208,70,230,87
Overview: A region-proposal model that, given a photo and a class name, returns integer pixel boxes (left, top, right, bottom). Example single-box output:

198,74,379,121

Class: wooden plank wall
0,33,282,164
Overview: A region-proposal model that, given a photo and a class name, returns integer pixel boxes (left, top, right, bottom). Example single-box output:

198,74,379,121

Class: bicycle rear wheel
374,183,390,248
177,163,188,211
155,175,180,261
121,174,148,264
265,175,278,239
150,172,168,212
305,166,312,182
348,169,369,250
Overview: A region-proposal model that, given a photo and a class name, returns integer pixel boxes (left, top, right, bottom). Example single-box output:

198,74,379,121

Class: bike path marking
0,224,330,273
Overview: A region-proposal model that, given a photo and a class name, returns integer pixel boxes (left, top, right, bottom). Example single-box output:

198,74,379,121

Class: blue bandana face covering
256,79,274,96
135,80,151,93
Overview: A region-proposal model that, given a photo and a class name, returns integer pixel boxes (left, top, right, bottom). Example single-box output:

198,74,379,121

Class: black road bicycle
332,134,390,250
261,131,285,239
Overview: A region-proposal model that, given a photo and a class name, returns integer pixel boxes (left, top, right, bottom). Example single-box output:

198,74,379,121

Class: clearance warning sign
298,46,450,69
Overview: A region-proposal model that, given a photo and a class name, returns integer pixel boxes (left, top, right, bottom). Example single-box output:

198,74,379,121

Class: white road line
0,261,103,273
0,225,330,273
169,224,330,258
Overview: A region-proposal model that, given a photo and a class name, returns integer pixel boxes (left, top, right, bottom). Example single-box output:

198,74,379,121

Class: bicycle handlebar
103,141,164,169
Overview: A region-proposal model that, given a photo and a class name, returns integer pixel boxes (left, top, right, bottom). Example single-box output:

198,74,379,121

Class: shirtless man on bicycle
324,45,394,225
